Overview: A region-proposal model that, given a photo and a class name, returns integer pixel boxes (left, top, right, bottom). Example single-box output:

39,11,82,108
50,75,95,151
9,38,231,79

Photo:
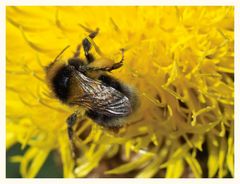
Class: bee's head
45,46,88,103
45,60,72,103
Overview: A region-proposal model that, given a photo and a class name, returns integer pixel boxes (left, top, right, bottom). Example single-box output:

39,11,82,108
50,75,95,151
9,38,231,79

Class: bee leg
83,49,124,72
106,48,125,71
82,28,99,63
66,112,79,166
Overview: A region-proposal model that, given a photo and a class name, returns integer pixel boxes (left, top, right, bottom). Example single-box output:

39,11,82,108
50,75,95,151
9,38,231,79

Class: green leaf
27,149,50,178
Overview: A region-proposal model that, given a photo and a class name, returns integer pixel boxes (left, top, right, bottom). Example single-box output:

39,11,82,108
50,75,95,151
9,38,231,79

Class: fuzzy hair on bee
45,28,139,160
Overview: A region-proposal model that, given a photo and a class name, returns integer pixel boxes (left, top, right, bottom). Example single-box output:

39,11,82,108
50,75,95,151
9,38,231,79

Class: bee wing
71,71,132,117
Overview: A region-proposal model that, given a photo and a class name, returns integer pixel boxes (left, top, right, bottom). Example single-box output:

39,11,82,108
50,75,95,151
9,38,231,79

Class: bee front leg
83,49,125,72
82,28,99,63
107,48,125,71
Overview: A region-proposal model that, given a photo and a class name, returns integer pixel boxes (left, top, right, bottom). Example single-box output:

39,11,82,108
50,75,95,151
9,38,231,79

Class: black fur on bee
46,28,139,162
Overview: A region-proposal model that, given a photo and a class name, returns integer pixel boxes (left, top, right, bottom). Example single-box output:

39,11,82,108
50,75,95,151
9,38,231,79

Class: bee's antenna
119,48,125,62
45,45,70,71
53,45,70,63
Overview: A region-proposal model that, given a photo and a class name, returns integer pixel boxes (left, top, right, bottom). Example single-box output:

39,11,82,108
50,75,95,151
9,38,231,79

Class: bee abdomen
86,110,125,128
98,74,139,112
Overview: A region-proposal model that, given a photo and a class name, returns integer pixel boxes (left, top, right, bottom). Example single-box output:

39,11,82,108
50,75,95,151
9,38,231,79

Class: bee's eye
62,76,69,88
52,66,71,102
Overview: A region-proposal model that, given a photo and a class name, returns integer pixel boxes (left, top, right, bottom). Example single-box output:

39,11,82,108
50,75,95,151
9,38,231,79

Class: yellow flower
6,6,234,178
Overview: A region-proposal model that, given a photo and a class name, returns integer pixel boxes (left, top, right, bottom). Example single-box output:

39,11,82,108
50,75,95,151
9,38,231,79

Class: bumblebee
45,28,138,153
